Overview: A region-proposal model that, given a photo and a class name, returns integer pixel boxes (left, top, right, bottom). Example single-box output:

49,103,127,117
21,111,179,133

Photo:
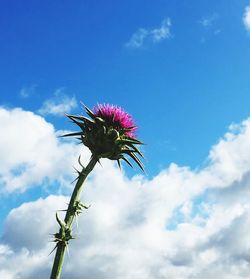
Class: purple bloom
93,104,137,137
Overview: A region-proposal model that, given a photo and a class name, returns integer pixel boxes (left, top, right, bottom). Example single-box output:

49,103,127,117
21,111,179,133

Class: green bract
62,104,144,171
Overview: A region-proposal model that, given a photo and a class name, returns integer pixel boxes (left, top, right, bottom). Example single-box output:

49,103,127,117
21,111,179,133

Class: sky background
1,1,250,278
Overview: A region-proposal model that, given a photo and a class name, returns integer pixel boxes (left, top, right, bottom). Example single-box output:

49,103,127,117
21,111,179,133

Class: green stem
50,156,98,279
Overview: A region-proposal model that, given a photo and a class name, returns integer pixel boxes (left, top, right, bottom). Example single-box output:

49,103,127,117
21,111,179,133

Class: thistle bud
63,103,144,170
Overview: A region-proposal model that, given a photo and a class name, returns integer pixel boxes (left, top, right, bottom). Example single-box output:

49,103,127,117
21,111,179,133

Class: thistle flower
63,103,144,170
93,104,136,137
50,103,144,279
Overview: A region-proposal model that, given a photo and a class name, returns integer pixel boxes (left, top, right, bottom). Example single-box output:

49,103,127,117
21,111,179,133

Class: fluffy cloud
125,18,171,48
243,6,250,31
0,196,67,279
199,13,221,42
0,106,89,193
20,84,37,98
2,109,250,278
38,88,77,116
199,13,218,28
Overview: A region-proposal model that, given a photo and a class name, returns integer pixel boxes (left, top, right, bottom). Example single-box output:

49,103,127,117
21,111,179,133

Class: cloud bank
1,107,250,278
0,106,88,193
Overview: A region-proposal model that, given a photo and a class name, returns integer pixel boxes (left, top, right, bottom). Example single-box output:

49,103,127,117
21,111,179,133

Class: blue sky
1,0,250,171
1,1,250,278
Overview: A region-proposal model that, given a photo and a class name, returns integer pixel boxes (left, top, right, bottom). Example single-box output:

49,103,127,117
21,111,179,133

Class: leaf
56,212,65,228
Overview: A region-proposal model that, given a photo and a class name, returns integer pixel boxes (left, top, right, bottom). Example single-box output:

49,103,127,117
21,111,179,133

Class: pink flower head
63,102,144,169
93,104,137,137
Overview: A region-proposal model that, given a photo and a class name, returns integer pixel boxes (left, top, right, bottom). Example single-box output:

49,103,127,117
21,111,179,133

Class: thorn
71,175,80,184
97,158,102,167
66,244,70,258
82,204,91,209
56,212,65,228
117,159,121,169
121,156,133,168
78,155,85,169
75,214,79,228
48,244,58,256
73,166,80,175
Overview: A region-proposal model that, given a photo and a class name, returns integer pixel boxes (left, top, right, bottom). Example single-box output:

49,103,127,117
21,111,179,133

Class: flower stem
50,156,98,279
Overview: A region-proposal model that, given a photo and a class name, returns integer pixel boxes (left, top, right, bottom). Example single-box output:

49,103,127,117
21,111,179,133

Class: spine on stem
50,156,97,279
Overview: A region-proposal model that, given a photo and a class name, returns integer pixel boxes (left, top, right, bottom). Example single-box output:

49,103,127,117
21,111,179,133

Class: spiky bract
63,104,144,170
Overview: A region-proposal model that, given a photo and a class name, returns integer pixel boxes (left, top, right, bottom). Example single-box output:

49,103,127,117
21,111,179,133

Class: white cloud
2,109,250,278
38,88,77,116
0,196,67,279
20,84,37,98
2,195,68,251
199,13,221,42
126,18,171,48
0,106,90,193
199,13,218,28
126,28,148,48
243,6,250,31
